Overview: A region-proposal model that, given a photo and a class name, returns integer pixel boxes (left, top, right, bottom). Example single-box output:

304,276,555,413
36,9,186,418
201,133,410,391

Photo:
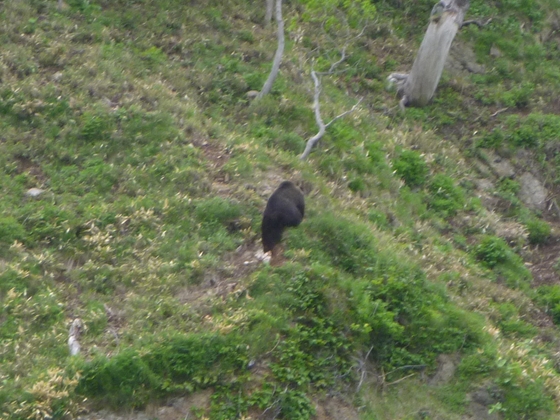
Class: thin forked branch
300,47,363,160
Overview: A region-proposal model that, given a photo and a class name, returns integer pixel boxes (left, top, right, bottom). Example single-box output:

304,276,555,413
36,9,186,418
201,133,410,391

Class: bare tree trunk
257,0,284,99
389,0,470,108
265,0,273,27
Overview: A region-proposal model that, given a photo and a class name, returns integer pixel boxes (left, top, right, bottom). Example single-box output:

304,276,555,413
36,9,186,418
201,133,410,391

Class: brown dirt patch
176,242,264,307
15,155,48,184
529,236,560,288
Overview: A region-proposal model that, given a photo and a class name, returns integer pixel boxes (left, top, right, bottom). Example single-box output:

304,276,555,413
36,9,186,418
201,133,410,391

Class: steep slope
2,1,560,419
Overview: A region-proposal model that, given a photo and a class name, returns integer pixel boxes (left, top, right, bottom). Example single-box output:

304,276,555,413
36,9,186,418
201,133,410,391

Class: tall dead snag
257,0,284,99
388,0,470,108
300,48,362,161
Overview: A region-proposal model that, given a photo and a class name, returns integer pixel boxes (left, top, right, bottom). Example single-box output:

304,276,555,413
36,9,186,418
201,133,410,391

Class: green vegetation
2,0,560,419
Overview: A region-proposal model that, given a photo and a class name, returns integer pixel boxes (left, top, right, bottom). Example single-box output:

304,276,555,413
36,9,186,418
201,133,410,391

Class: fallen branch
378,364,426,394
490,107,508,118
384,372,417,386
461,17,492,28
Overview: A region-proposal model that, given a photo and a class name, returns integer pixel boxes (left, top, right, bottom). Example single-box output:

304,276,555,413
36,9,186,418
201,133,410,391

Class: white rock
25,188,45,198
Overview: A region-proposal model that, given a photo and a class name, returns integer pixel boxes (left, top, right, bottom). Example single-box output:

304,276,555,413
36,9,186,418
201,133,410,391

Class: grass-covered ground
2,0,560,418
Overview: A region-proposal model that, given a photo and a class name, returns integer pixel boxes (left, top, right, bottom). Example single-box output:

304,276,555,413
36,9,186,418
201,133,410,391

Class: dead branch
490,107,508,118
257,0,284,99
356,344,375,392
384,372,417,386
461,17,492,28
300,46,363,160
378,364,426,394
300,69,362,160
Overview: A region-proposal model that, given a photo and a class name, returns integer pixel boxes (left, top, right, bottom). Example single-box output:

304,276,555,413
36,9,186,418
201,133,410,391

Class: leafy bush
457,346,496,379
496,360,554,419
348,177,366,193
488,113,560,150
306,213,377,274
76,334,247,409
494,302,538,338
19,203,76,246
368,209,390,229
474,236,510,268
473,235,532,288
525,218,550,245
0,216,25,246
427,174,465,217
479,129,504,148
352,264,484,370
392,150,429,188
535,285,560,325
80,111,113,143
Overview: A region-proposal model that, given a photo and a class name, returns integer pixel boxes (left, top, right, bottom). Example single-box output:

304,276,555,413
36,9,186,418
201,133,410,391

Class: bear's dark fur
262,181,305,253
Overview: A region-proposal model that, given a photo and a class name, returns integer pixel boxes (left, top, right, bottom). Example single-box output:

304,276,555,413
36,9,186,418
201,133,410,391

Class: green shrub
348,177,366,193
498,178,520,195
535,285,560,324
474,236,510,268
494,302,538,338
392,150,429,188
19,203,76,246
80,111,112,143
352,265,483,370
306,213,376,274
76,334,247,409
473,235,531,288
478,129,504,148
427,174,465,217
501,82,533,108
0,216,25,246
368,209,390,229
457,346,496,379
525,218,550,245
496,360,554,420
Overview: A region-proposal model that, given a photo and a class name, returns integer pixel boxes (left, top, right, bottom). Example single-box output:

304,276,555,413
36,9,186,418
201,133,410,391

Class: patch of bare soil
197,138,232,173
176,241,265,308
529,236,560,288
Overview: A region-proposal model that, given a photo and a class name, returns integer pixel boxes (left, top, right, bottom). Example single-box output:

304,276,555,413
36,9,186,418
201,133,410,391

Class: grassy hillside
2,0,560,418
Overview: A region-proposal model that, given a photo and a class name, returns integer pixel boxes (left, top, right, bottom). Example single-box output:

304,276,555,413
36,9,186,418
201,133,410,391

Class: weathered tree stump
388,0,470,108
